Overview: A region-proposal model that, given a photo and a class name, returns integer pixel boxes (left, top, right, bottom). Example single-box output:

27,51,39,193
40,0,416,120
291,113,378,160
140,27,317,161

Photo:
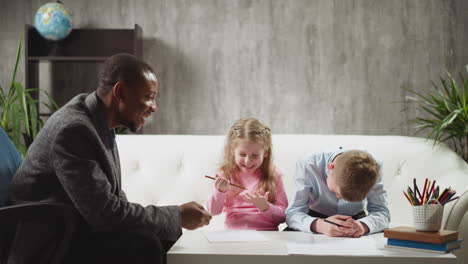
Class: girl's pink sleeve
205,172,228,215
263,169,288,223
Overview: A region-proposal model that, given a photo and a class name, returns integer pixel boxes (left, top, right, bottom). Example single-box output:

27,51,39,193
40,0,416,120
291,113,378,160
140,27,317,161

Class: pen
323,219,345,228
204,175,247,190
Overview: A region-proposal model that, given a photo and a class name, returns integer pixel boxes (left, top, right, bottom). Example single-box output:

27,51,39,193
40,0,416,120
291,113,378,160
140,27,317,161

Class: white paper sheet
286,235,383,256
201,230,269,243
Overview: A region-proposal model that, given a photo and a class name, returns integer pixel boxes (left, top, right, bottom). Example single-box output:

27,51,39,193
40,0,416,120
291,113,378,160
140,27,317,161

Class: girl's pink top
205,168,288,231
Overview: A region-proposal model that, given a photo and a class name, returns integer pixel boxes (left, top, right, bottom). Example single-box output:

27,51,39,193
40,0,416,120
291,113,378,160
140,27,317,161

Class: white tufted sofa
116,135,468,262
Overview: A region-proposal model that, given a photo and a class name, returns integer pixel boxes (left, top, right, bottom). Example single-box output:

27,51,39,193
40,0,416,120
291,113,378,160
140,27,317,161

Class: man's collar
84,92,115,138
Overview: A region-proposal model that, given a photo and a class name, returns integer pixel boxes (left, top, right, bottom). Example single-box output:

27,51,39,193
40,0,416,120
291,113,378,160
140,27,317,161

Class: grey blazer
8,92,181,262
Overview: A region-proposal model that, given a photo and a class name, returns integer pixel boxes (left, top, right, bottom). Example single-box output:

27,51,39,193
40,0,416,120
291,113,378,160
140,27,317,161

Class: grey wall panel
0,0,466,136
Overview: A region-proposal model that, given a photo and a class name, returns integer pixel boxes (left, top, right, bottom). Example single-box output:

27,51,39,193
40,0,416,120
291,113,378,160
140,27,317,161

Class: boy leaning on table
285,149,390,237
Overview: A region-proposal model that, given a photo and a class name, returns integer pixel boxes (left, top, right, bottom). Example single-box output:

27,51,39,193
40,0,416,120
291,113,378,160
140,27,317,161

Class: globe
34,2,72,41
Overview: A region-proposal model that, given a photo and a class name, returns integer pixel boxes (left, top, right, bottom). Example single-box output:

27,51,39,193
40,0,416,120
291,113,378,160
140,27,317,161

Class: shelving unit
25,24,142,116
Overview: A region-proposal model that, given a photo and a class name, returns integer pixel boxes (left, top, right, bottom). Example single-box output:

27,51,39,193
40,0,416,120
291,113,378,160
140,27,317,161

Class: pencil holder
412,199,443,232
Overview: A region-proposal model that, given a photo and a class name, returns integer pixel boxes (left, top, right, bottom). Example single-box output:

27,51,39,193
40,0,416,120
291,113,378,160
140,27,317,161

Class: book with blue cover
386,238,463,253
384,226,458,244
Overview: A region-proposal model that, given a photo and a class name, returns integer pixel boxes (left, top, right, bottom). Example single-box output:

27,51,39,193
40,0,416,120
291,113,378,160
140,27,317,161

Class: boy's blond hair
334,150,379,202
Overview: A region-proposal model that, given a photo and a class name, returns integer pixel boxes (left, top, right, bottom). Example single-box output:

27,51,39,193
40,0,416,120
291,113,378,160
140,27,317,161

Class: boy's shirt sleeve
359,162,391,234
285,157,317,232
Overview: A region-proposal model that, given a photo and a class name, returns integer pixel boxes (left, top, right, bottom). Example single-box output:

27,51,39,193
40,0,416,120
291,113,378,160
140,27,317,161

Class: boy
285,150,390,237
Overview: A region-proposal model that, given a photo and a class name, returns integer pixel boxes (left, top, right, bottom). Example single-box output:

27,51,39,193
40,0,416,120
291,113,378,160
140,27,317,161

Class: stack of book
384,226,463,253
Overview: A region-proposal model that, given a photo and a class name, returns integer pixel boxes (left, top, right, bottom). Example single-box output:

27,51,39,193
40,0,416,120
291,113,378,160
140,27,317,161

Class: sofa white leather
116,135,468,262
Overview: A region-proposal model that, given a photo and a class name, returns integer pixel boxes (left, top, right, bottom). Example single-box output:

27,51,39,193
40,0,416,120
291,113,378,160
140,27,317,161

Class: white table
168,230,457,264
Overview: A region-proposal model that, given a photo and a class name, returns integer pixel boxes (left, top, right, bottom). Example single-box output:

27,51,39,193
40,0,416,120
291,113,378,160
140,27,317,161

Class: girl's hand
215,176,229,193
242,191,270,211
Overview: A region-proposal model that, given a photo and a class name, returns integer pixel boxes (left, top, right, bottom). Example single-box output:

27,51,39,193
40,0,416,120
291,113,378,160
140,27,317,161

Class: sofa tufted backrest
116,135,468,228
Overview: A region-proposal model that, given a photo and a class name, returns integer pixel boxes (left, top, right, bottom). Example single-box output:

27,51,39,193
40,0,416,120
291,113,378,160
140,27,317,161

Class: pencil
403,191,414,206
441,192,455,204
437,188,449,201
443,196,459,205
204,175,247,190
407,187,417,205
414,178,422,201
429,180,436,199
323,219,344,227
421,178,428,204
439,189,451,204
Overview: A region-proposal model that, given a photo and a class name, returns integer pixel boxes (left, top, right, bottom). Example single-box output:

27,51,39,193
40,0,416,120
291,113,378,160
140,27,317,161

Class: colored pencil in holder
444,196,459,205
409,187,420,205
403,191,414,205
421,178,428,204
414,179,422,201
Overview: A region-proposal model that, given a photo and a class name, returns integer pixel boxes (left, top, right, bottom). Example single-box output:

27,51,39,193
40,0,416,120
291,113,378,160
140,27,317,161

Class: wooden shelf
25,24,142,119
28,56,109,62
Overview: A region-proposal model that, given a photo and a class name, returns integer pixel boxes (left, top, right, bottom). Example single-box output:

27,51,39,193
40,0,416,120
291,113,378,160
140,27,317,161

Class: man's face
119,73,158,132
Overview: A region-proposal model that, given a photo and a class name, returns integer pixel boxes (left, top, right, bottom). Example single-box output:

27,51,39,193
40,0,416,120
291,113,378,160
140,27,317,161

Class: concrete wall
1,0,467,135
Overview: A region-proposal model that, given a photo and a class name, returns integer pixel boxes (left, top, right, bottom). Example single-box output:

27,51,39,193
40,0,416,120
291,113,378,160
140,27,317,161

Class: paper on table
201,230,269,243
286,235,383,256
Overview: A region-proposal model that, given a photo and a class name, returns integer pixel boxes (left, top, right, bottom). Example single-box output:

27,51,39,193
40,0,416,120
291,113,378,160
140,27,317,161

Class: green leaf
14,82,30,136
8,32,22,98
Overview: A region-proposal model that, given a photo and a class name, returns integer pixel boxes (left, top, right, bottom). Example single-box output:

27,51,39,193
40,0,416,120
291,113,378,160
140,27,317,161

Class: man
8,54,212,264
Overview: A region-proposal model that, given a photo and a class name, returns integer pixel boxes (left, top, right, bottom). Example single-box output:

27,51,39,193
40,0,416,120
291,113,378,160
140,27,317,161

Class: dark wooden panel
26,24,136,57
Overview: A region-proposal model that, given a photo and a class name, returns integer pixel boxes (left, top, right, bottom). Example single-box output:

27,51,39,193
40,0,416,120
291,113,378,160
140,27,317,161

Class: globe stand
45,40,65,56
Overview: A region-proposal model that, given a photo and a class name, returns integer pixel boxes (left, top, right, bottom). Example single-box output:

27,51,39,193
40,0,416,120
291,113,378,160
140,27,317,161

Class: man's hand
180,201,212,230
242,191,270,211
342,218,369,237
312,214,354,237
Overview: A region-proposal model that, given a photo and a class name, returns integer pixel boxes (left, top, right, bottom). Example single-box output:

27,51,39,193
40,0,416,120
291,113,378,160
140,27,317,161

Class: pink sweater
205,168,288,231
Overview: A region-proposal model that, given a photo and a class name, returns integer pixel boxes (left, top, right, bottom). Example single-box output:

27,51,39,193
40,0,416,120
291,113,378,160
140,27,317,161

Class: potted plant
0,34,57,156
405,67,468,163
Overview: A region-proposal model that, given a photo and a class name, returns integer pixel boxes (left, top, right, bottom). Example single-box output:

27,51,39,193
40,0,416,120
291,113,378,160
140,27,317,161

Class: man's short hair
334,150,379,202
96,53,156,98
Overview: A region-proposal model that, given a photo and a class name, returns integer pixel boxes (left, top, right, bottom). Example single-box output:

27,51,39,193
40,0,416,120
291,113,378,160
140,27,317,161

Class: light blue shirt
285,151,390,234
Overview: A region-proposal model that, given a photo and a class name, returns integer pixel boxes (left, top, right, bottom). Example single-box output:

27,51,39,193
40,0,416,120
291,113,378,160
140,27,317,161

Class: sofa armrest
443,191,467,264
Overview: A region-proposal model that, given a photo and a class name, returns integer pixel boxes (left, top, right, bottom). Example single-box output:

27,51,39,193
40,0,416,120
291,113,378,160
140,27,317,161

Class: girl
206,118,288,230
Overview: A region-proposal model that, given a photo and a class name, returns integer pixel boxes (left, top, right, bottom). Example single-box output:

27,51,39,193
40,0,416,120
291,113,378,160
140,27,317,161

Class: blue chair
0,126,22,207
0,125,78,264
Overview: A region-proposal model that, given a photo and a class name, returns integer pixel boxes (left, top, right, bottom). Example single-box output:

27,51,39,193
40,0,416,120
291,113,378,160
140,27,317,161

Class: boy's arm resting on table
205,187,227,215
52,125,182,241
359,165,391,234
286,160,317,232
